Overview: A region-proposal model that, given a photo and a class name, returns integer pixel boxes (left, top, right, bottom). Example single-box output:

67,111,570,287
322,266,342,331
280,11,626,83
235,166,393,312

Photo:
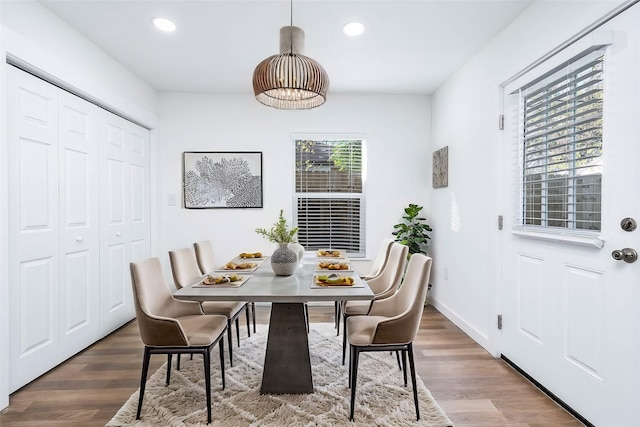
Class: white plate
315,260,352,272
216,261,260,272
230,257,268,266
193,275,251,288
235,255,268,262
311,274,364,288
316,249,346,258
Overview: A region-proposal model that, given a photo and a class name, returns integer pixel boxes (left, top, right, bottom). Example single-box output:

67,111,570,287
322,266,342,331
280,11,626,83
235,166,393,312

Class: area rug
107,323,453,427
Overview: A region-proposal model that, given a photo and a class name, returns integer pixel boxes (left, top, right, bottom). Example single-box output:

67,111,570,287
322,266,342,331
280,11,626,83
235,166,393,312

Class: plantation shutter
294,139,365,256
519,49,604,231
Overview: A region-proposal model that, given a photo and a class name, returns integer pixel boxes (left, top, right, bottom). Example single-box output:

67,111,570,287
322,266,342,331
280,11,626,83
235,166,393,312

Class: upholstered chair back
365,242,408,296
370,254,432,345
130,257,203,346
169,247,203,289
364,238,395,279
194,240,216,275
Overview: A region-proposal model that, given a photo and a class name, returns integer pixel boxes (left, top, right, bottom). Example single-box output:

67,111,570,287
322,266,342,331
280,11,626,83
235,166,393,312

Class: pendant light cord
289,0,293,54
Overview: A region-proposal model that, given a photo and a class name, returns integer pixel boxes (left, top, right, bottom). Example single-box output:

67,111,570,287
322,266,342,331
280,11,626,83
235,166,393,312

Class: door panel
58,91,100,359
8,67,60,391
517,255,543,342
564,265,603,378
99,110,149,335
501,14,640,425
127,124,150,254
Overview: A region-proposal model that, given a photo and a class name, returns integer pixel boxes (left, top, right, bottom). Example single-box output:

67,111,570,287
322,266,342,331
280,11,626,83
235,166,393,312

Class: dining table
173,255,374,394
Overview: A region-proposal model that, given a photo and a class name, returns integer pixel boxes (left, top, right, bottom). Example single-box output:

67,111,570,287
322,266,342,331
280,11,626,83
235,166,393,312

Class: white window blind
294,138,365,256
518,49,604,232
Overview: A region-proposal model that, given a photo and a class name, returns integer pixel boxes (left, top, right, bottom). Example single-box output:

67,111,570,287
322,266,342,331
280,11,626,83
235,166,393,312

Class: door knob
611,248,638,263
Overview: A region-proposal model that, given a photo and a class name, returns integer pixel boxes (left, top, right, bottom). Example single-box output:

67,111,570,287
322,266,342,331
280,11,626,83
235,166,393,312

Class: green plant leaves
392,203,432,256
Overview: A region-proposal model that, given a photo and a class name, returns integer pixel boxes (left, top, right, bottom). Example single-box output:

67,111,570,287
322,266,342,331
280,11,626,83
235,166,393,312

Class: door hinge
497,314,503,330
498,215,503,230
498,114,504,130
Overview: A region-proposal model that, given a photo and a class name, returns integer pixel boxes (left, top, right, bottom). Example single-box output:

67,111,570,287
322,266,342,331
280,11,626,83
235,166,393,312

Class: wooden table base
260,302,314,394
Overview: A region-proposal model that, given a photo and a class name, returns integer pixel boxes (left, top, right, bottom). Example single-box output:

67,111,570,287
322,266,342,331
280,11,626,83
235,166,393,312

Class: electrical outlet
444,267,448,280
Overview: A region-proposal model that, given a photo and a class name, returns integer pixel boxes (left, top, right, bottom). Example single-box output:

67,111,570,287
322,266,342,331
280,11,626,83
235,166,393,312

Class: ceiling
37,0,533,95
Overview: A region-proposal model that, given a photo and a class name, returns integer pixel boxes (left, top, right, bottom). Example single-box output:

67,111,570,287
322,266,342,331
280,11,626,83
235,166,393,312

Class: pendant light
252,1,329,110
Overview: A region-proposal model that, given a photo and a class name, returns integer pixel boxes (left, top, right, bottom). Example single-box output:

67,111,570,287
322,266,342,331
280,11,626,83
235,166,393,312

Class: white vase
289,242,305,262
270,243,298,276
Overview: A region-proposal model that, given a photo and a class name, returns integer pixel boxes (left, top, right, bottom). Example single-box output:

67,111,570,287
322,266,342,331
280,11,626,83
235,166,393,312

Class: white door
7,67,61,391
58,91,100,359
500,17,640,427
123,115,151,265
98,110,150,335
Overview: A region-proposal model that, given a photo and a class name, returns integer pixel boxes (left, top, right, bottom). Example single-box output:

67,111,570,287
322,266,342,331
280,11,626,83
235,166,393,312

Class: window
518,50,604,232
294,137,365,257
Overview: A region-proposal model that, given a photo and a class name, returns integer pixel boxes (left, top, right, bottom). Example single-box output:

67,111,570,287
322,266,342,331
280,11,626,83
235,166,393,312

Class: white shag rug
107,323,453,427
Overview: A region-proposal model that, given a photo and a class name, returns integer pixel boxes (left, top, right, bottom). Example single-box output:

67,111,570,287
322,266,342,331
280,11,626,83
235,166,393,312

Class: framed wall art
432,146,448,188
183,151,263,208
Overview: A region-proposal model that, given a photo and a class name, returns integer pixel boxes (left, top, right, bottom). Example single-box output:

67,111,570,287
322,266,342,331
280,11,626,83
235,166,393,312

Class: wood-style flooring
0,305,583,426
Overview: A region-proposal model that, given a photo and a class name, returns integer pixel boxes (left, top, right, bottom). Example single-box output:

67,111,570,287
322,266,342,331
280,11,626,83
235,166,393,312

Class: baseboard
501,355,594,427
428,298,492,354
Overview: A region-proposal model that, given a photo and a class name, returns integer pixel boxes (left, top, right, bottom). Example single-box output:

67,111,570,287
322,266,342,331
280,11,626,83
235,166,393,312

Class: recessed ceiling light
152,17,176,32
343,22,365,37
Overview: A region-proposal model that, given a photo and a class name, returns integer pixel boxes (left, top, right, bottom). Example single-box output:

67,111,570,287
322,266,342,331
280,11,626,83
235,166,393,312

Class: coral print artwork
183,151,263,208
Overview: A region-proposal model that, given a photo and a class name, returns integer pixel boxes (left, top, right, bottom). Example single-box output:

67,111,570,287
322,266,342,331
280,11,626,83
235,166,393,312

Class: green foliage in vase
255,209,299,244
392,203,432,256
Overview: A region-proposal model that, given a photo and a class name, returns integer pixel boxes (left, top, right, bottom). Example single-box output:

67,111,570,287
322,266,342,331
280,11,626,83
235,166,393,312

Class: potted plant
256,209,299,276
392,203,432,257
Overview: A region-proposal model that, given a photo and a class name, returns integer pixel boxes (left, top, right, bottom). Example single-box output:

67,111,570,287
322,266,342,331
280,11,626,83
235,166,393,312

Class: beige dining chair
362,238,395,280
346,253,433,421
341,241,409,364
194,240,256,334
335,238,395,333
130,257,227,424
169,246,249,367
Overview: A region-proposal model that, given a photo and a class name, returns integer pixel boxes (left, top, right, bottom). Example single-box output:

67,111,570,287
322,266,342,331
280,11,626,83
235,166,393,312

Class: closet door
99,110,150,335
58,91,100,359
7,67,61,391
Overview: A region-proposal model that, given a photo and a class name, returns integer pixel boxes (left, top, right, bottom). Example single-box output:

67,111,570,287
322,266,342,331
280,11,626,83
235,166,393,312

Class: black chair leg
227,319,234,367
336,302,341,336
166,354,173,385
402,349,408,386
245,304,251,337
136,347,151,420
408,343,420,420
349,347,360,421
395,350,402,371
235,317,240,347
219,338,226,389
203,349,212,424
252,302,256,333
342,313,348,364
348,345,353,387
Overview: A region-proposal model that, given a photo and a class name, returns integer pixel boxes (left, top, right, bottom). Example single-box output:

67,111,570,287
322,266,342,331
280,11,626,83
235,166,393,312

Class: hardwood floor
0,305,583,426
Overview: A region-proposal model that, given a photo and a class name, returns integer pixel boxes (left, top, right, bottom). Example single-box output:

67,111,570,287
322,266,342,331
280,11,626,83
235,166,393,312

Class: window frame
503,41,610,248
519,50,604,233
292,134,367,258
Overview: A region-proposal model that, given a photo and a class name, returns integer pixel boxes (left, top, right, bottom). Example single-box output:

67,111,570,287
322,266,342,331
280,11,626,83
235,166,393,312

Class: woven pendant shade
253,26,329,110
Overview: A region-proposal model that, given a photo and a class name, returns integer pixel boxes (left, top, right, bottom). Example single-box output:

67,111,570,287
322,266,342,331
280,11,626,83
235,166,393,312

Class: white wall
0,0,7,411
0,0,158,127
154,92,431,282
0,0,159,410
428,0,629,354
